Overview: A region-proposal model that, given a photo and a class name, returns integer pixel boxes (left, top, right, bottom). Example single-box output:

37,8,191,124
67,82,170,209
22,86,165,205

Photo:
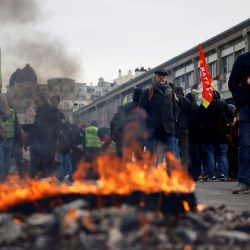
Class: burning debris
0,153,194,214
0,154,248,249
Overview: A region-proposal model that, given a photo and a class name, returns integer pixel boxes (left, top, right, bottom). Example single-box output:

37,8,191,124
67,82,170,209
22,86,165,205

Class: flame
182,200,191,212
0,152,195,211
196,203,206,212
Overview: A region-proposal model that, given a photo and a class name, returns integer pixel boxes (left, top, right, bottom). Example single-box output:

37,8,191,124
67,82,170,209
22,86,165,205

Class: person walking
228,51,250,193
139,69,179,158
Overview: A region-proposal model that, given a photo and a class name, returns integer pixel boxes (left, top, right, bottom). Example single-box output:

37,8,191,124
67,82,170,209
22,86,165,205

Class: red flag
199,44,214,108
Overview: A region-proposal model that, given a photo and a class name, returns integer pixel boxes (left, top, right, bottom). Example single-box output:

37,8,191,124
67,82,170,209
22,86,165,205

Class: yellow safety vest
3,109,15,139
85,126,101,148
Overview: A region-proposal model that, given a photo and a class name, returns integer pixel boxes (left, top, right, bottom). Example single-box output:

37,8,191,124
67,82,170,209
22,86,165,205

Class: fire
182,200,191,212
0,152,195,211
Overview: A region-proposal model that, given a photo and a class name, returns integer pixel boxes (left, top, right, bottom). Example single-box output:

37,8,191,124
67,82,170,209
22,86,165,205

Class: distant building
113,67,149,85
7,65,116,123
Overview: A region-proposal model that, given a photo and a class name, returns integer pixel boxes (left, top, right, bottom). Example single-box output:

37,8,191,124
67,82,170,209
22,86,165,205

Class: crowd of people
0,52,249,194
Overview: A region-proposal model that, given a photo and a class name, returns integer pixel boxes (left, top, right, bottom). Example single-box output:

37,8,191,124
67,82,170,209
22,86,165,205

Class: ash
0,200,249,250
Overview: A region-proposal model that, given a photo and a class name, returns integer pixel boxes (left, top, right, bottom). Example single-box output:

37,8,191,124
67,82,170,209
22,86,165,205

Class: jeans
204,143,229,177
147,133,180,159
0,139,14,180
238,106,250,185
58,153,72,180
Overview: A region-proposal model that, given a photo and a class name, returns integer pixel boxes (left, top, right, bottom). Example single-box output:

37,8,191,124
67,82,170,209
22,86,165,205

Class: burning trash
0,152,195,215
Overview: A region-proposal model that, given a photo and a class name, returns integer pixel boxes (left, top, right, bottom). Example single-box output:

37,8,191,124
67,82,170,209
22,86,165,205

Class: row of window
174,48,245,89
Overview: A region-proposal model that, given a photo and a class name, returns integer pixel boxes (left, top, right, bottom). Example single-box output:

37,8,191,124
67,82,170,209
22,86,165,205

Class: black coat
139,82,178,135
57,123,75,154
175,95,192,138
228,52,250,107
29,102,58,154
199,100,229,143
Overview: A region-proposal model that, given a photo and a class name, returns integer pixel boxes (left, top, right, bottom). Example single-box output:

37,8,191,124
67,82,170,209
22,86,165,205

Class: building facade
73,18,250,127
7,65,117,123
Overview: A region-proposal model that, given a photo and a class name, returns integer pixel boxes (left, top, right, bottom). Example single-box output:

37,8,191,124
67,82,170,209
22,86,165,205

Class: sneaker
232,182,250,194
219,174,227,182
209,176,217,181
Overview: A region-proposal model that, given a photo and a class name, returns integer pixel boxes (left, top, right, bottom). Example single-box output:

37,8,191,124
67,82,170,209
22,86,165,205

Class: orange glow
196,203,206,212
13,218,22,224
0,152,195,211
182,200,191,212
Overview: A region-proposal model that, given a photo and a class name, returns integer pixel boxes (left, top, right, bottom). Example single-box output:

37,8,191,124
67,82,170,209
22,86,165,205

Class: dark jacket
228,52,250,107
29,102,58,154
186,93,202,143
110,102,137,143
175,95,192,138
57,122,75,154
139,82,178,135
200,99,229,143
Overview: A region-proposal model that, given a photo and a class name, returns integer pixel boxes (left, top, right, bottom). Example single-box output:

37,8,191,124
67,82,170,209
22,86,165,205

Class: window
222,54,234,74
235,49,245,59
70,86,74,93
87,87,92,93
77,89,84,97
186,71,194,87
25,101,31,108
209,61,217,79
175,75,186,89
64,102,70,110
64,89,69,97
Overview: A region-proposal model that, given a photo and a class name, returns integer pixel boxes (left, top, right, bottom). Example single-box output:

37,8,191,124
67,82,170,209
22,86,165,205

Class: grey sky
1,0,250,88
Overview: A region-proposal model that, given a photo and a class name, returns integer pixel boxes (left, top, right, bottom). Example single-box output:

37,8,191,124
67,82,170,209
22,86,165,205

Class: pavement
195,181,250,212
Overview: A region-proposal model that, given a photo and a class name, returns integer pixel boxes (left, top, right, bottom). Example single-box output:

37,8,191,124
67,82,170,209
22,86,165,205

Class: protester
139,69,179,158
186,92,203,180
200,90,230,181
28,95,58,178
84,120,101,163
97,127,116,154
56,114,75,182
0,94,22,180
228,51,250,194
111,87,146,159
174,87,192,169
226,104,238,180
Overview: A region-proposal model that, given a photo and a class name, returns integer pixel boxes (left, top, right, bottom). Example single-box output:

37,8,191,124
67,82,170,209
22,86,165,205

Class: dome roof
9,64,37,86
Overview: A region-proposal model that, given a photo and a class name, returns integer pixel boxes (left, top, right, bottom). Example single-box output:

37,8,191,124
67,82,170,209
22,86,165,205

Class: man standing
139,69,179,157
228,52,250,194
28,95,57,178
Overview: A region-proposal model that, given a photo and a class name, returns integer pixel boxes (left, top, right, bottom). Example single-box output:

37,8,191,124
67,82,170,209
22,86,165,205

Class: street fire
0,152,195,213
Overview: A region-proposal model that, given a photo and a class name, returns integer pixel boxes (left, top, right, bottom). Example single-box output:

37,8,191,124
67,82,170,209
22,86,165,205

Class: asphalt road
195,181,250,212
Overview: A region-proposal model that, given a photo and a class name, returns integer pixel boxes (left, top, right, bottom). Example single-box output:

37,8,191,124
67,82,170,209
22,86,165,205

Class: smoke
9,37,82,82
0,0,83,87
0,0,40,23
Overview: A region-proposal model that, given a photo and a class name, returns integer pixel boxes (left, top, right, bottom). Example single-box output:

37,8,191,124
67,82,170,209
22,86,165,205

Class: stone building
7,64,116,123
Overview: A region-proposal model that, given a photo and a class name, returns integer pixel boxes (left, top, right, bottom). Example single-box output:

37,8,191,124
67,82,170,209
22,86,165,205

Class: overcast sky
1,0,250,88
